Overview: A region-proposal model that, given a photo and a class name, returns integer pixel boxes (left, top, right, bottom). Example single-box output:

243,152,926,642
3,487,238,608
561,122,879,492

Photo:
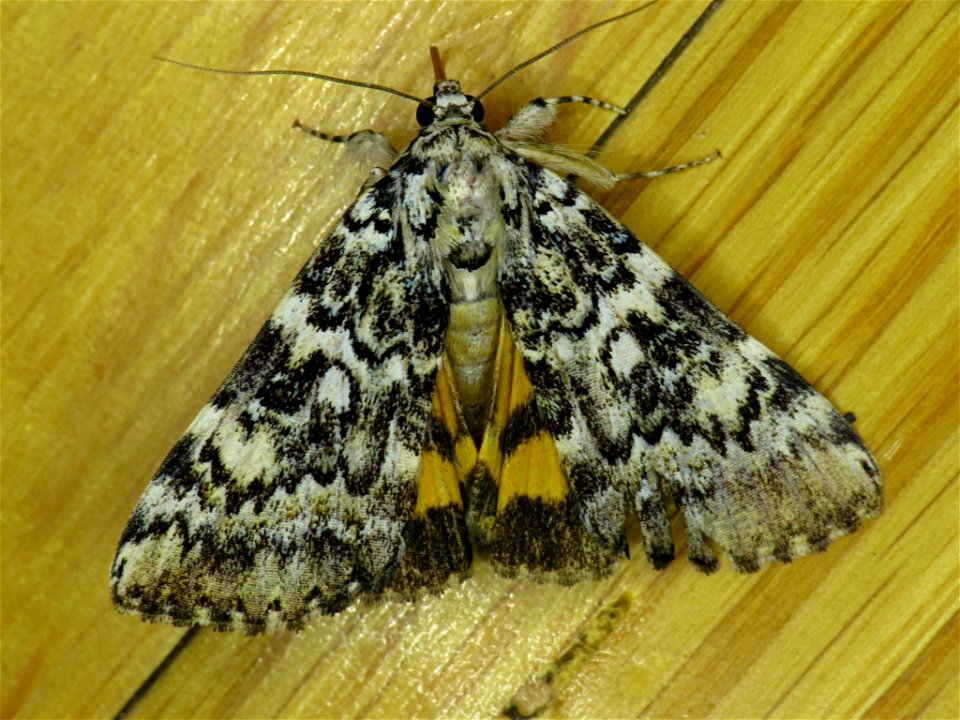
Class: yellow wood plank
2,1,956,718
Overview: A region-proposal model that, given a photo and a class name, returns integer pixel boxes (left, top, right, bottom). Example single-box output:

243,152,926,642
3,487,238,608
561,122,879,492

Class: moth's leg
499,97,719,187
615,150,722,181
497,96,624,141
293,121,398,186
545,95,627,113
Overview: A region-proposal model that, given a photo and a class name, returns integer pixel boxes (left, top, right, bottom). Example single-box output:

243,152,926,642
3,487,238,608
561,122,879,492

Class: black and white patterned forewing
111,178,452,632
501,164,881,574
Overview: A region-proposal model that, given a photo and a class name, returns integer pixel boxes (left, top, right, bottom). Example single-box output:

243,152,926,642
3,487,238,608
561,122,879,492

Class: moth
111,5,882,633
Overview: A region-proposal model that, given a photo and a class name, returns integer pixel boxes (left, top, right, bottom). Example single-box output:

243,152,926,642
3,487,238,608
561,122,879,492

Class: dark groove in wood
590,0,726,154
113,626,201,720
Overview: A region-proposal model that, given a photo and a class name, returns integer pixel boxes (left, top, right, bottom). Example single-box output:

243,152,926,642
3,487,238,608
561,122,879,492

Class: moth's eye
417,98,436,126
467,96,484,122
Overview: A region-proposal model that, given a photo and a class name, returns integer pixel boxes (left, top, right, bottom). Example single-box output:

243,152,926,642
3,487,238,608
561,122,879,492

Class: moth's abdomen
444,296,501,443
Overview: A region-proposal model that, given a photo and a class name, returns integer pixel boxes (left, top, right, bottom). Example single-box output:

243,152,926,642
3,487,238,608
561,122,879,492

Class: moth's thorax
419,132,506,301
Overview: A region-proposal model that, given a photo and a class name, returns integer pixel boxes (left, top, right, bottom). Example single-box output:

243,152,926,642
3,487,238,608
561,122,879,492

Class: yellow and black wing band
465,318,629,584
385,368,473,598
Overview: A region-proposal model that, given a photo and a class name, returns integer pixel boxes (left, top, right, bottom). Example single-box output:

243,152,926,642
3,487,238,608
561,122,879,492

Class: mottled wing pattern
111,178,468,633
498,164,882,576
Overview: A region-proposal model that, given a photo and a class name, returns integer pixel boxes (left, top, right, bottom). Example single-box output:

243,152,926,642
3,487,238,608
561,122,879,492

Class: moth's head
417,47,483,127
416,79,485,126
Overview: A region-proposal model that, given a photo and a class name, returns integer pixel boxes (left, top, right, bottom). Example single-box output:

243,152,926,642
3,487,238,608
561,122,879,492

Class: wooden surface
2,1,957,718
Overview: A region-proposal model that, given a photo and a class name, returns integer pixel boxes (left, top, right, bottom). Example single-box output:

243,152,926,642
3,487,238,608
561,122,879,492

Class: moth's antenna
476,1,658,100
154,56,426,105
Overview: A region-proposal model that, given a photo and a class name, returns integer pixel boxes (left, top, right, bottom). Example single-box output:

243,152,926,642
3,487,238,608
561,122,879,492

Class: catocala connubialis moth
111,4,882,633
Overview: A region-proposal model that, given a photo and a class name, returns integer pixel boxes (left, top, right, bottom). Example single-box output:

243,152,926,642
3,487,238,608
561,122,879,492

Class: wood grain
2,2,956,718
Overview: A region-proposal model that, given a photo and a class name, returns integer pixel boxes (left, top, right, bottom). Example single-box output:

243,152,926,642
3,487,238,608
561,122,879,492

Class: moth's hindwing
387,367,472,598
500,165,882,574
466,318,628,583
109,179,469,633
